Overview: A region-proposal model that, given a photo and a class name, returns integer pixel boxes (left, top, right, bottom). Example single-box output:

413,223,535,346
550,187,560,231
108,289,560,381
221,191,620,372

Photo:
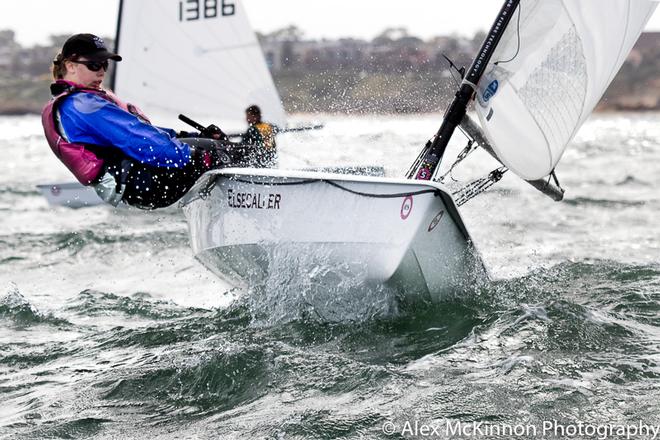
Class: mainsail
111,0,286,130
475,0,658,180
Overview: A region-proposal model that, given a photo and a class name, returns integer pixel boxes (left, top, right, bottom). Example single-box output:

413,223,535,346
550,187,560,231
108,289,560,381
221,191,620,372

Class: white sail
113,0,286,130
475,0,658,180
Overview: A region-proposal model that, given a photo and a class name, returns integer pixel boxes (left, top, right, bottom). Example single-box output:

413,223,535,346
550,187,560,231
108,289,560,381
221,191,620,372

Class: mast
408,0,520,181
109,0,124,91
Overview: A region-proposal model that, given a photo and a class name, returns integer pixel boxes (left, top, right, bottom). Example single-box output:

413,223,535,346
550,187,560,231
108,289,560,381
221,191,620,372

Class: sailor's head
53,33,122,88
245,105,262,124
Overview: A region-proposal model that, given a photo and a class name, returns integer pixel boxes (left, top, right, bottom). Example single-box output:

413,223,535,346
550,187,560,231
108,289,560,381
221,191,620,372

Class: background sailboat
111,0,286,131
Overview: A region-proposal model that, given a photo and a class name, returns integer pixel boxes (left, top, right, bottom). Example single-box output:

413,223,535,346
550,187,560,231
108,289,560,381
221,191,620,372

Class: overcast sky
2,0,660,47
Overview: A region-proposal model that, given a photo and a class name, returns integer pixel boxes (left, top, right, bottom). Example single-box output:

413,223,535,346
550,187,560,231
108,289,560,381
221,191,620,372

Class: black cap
246,105,261,116
62,33,122,61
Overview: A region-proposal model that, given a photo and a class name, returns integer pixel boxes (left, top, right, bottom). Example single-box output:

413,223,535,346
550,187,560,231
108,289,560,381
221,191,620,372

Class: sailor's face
65,57,107,89
246,112,258,125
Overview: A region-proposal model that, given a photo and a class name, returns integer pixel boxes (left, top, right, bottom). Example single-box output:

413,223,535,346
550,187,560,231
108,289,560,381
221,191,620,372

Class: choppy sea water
1,113,659,439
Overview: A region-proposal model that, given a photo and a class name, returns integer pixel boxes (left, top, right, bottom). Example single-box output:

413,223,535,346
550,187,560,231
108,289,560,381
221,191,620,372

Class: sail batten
113,0,286,130
475,0,658,180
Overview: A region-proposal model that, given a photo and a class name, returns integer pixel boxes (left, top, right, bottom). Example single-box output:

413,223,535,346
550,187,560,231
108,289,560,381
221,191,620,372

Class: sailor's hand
177,130,200,138
200,124,229,141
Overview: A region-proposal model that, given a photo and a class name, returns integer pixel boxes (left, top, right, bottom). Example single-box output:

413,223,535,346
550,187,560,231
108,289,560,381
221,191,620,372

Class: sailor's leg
119,160,206,209
119,139,253,209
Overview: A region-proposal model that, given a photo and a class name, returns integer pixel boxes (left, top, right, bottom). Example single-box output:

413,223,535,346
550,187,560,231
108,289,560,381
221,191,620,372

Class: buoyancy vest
41,80,150,185
254,122,276,149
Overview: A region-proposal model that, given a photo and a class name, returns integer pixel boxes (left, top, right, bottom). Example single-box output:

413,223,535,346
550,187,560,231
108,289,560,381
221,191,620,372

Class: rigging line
233,177,319,186
230,177,440,199
452,167,507,206
550,170,562,190
411,55,466,177
452,177,489,198
409,52,466,176
494,2,522,65
406,142,430,179
438,140,477,183
441,54,463,87
323,181,439,199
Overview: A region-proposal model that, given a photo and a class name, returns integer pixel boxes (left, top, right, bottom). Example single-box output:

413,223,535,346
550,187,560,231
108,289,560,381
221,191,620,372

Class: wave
64,289,193,321
615,175,651,187
97,342,270,415
0,185,41,197
563,197,646,208
0,283,70,327
1,229,189,262
49,230,189,256
401,260,660,377
2,259,659,438
17,417,112,440
94,303,251,349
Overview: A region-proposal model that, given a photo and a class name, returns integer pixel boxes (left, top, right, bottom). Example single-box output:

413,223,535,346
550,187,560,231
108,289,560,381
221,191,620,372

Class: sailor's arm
59,93,192,168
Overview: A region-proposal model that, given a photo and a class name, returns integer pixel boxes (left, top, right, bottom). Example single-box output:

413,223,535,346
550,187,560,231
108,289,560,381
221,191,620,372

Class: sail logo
482,80,499,103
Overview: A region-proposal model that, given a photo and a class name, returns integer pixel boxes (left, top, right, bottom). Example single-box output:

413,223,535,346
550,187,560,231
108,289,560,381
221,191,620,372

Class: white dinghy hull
180,169,487,302
36,182,104,208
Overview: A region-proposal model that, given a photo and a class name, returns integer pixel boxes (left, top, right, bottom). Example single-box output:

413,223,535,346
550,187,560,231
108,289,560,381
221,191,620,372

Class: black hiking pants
107,139,249,209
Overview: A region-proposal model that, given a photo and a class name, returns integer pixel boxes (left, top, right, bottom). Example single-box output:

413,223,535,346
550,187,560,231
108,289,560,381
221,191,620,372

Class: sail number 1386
179,0,235,21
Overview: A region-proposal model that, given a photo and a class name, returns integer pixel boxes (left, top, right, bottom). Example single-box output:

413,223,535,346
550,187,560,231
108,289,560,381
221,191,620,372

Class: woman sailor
42,33,241,209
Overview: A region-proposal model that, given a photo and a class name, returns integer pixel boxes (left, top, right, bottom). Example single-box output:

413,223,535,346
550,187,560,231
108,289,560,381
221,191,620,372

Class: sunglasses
72,60,109,72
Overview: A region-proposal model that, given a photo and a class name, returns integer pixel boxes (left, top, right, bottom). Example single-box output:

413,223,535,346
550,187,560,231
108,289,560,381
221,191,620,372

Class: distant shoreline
5,102,660,116
3,30,658,118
